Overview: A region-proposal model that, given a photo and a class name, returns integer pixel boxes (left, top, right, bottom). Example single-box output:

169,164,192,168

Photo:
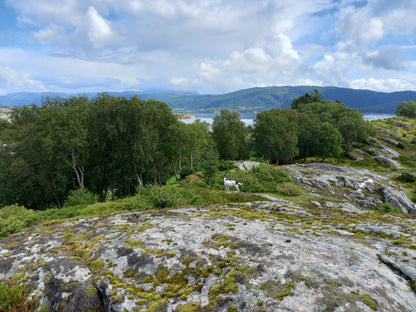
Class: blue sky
0,0,415,95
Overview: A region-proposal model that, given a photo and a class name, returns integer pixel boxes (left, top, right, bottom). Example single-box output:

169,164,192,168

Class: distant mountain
1,86,415,114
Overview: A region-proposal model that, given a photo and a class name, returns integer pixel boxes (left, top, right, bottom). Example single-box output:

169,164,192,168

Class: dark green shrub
398,172,416,183
376,203,397,213
136,185,180,208
64,188,98,207
0,205,43,237
217,160,235,171
45,206,78,219
124,196,152,211
197,148,219,185
180,167,194,179
397,142,408,149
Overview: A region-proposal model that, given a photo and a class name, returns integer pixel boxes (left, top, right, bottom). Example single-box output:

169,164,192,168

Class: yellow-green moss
351,292,378,311
91,259,105,271
176,302,201,312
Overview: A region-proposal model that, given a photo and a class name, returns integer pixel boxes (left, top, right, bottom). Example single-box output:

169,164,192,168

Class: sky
0,0,416,95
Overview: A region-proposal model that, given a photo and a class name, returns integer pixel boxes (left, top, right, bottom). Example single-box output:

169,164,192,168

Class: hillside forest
0,91,413,211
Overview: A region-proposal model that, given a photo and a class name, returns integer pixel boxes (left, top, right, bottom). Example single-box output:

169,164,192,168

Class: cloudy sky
0,0,415,95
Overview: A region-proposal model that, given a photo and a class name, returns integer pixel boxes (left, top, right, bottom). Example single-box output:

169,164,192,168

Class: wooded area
0,91,374,209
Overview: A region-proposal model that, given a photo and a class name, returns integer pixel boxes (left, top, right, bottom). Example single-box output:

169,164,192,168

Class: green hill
1,86,415,114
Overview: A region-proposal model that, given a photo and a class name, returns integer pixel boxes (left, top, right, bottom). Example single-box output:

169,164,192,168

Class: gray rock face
371,138,401,159
234,161,261,170
375,155,403,169
1,199,416,312
379,187,416,214
379,137,400,147
284,163,414,213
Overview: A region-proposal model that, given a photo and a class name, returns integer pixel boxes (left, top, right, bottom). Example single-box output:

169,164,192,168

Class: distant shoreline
176,113,196,120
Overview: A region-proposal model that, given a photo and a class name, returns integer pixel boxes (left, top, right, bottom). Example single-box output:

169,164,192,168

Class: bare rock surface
1,197,416,311
284,163,415,214
375,155,403,169
234,161,261,171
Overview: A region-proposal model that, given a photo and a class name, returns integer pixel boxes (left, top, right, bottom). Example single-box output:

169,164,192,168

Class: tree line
213,90,374,163
0,90,374,210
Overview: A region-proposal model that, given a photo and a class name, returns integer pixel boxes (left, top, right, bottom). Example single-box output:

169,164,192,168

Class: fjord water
180,113,396,126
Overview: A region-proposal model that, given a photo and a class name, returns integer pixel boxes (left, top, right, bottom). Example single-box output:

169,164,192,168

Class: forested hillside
0,90,388,210
1,86,415,114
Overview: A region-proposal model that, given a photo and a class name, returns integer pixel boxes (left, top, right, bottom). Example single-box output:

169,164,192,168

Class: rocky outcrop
375,155,403,169
346,148,366,161
1,198,416,312
379,137,400,147
234,161,261,170
371,138,401,159
284,163,415,214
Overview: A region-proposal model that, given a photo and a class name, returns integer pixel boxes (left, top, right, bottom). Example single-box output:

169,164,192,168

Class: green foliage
0,205,44,237
291,89,323,110
64,189,98,207
216,160,235,171
215,164,290,193
252,108,299,161
396,100,416,118
0,279,40,311
376,203,397,213
197,146,219,185
276,182,303,196
123,196,152,211
397,172,416,183
212,109,249,160
0,95,182,209
317,122,342,161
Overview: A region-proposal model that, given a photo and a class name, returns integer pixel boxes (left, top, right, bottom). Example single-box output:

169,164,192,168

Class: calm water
180,113,395,126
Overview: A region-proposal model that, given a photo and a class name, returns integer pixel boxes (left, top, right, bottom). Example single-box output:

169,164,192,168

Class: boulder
378,186,416,214
371,138,401,159
375,155,402,169
234,160,261,170
379,137,399,147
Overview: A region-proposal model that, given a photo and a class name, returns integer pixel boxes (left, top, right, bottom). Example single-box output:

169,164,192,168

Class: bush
394,155,412,162
137,185,181,208
216,160,235,171
276,182,303,196
215,164,290,193
0,279,39,311
180,167,194,179
376,203,397,213
64,188,98,207
397,172,416,183
124,196,152,211
44,206,78,219
0,205,43,237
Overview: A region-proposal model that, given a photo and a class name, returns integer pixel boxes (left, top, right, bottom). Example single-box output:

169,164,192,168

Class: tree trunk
178,151,182,179
50,174,62,208
72,149,84,190
171,160,178,181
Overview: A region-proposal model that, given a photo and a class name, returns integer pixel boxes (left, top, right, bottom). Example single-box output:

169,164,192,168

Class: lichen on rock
1,196,416,311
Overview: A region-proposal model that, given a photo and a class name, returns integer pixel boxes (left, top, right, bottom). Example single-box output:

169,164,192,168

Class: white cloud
0,65,45,94
84,6,114,49
1,0,416,94
350,78,416,92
